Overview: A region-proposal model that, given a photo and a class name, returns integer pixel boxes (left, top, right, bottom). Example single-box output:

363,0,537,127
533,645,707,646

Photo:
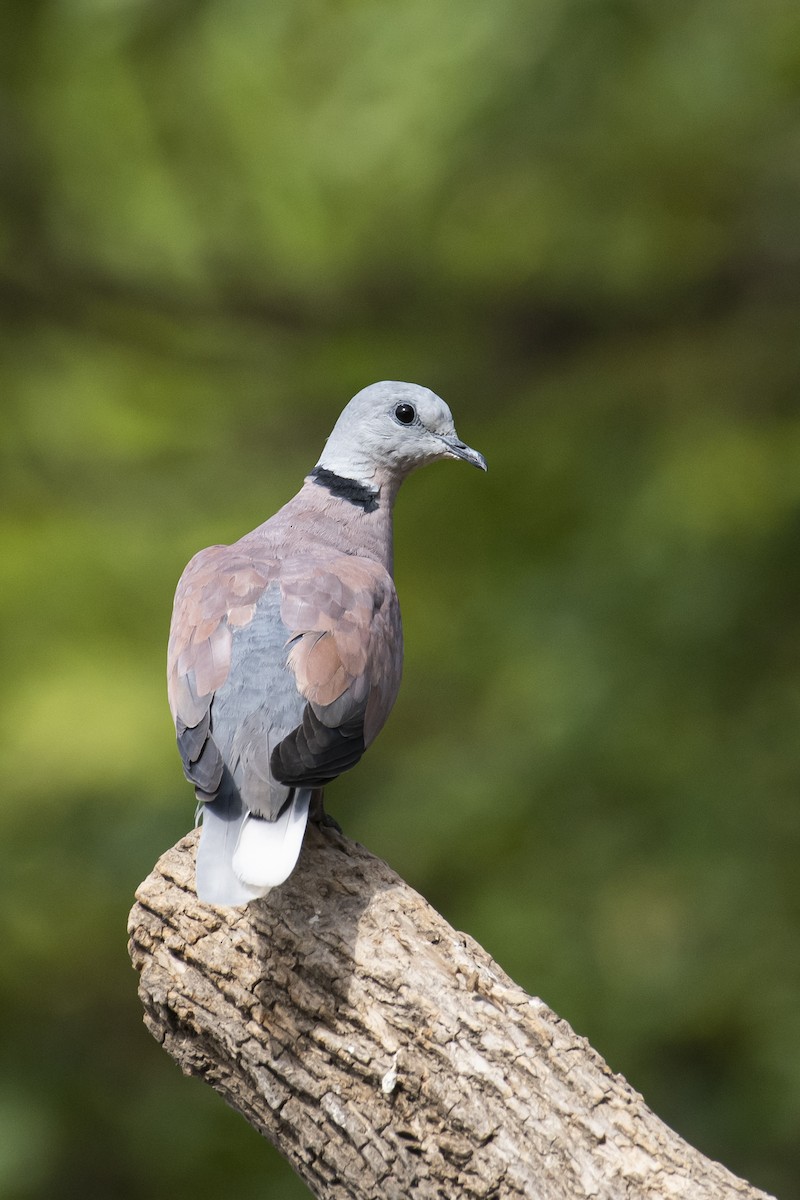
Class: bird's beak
442,436,488,472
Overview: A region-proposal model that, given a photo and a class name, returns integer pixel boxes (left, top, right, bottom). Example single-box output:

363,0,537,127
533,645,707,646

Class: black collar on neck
310,467,380,513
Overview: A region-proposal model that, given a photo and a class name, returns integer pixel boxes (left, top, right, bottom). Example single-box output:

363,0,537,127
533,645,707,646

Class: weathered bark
128,825,773,1200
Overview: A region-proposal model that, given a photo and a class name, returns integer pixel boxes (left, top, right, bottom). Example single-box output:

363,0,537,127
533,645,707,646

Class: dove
167,381,486,904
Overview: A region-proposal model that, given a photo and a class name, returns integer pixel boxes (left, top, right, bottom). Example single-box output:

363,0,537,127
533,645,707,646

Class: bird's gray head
314,381,487,490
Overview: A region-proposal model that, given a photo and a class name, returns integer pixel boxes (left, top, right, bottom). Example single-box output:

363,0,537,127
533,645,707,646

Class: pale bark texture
128,826,774,1200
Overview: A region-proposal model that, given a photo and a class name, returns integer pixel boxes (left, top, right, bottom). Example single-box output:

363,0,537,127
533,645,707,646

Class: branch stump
128,825,774,1200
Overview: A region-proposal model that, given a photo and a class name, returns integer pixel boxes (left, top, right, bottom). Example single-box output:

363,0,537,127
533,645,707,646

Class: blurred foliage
2,0,799,1197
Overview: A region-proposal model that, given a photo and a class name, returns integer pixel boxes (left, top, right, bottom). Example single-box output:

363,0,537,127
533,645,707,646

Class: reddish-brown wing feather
280,556,403,746
167,547,275,731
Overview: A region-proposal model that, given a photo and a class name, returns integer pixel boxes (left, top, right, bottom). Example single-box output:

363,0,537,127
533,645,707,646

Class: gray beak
443,436,488,472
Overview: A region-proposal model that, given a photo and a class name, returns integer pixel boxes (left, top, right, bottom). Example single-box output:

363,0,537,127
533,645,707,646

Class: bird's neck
250,473,399,575
307,469,399,573
307,466,382,514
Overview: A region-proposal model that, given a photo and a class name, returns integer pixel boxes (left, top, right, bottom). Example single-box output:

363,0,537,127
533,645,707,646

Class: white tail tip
232,792,311,890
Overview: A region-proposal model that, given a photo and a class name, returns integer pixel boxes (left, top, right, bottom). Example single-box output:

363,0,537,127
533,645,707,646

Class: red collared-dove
168,381,486,905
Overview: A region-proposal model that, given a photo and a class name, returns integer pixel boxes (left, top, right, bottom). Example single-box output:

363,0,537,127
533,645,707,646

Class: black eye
394,403,416,425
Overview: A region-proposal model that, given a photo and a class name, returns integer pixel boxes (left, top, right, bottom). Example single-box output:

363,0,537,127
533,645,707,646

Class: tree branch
128,825,773,1200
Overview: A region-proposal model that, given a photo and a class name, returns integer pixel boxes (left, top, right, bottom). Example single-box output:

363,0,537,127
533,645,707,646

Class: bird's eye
394,403,416,425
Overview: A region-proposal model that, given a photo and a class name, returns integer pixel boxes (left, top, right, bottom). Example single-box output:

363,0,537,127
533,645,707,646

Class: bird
167,380,486,905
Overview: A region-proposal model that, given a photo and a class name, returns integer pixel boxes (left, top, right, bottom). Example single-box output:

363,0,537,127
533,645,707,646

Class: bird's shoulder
172,543,277,629
277,552,398,630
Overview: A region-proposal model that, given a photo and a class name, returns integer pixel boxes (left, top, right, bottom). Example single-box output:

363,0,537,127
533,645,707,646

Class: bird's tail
195,788,311,906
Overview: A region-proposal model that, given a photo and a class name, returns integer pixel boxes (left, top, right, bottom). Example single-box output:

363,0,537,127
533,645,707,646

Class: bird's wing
271,555,403,786
167,546,277,797
168,548,402,794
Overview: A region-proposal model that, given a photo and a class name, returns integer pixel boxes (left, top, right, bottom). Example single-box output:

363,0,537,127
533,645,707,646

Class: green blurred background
2,0,799,1196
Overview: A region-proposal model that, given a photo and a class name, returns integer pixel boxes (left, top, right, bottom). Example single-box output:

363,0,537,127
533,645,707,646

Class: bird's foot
309,788,343,833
